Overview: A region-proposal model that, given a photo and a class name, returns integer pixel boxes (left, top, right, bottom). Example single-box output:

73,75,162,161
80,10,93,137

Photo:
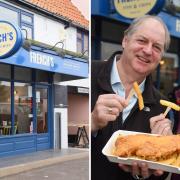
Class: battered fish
114,134,180,167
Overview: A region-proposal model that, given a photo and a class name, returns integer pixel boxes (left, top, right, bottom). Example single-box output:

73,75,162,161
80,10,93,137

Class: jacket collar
97,51,157,105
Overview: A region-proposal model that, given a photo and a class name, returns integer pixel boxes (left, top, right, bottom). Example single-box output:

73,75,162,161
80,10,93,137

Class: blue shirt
110,56,146,122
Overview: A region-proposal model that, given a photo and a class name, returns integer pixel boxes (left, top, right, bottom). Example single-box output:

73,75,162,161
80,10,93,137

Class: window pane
21,25,33,39
77,31,82,39
0,81,11,136
101,41,123,60
77,40,82,53
84,35,89,55
0,63,11,79
21,14,32,24
0,6,18,25
14,82,32,134
14,66,32,81
152,56,178,97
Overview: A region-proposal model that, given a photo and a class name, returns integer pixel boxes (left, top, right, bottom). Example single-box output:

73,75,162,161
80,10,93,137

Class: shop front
0,21,88,157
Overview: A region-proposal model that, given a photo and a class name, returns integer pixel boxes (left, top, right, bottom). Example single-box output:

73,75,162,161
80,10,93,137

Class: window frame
0,1,34,39
77,29,89,55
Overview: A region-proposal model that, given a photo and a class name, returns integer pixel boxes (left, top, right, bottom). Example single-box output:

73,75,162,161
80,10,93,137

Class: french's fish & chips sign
114,0,164,19
0,21,23,58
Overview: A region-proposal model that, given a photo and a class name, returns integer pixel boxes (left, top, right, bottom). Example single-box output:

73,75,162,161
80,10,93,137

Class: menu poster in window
36,91,40,103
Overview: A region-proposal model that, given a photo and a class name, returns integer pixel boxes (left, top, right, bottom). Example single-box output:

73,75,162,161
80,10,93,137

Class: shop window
36,70,50,84
21,13,33,24
0,81,11,136
0,2,34,39
0,63,11,79
77,30,89,56
101,20,125,43
21,25,33,39
36,88,48,134
101,41,123,60
14,82,33,134
152,54,179,97
14,66,32,82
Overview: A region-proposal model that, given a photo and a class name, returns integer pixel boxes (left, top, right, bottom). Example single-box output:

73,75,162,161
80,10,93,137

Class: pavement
0,157,89,180
0,148,89,178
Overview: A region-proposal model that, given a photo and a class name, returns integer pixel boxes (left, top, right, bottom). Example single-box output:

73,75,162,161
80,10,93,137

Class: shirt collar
110,55,146,93
111,56,121,85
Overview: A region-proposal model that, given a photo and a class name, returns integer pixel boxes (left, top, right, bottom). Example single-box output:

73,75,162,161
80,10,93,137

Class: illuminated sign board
113,0,164,19
0,21,23,59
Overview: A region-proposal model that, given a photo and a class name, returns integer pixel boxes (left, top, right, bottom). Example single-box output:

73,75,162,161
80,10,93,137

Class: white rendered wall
34,14,77,52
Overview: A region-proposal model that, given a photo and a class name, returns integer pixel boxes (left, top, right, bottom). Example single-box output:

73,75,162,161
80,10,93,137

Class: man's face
122,19,166,76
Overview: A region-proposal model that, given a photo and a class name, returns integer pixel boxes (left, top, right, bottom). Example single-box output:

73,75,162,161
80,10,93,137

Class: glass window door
36,87,48,134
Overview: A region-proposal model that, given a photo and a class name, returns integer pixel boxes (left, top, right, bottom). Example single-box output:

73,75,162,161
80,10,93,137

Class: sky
71,0,89,20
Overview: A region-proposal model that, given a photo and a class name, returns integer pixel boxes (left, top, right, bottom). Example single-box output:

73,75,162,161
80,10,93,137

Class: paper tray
102,130,180,174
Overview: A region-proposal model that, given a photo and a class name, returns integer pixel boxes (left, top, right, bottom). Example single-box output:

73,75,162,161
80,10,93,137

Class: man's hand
118,163,163,179
150,114,172,135
91,94,127,132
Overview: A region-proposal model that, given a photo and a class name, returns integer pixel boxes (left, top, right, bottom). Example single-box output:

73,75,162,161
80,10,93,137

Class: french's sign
0,21,23,59
114,0,165,19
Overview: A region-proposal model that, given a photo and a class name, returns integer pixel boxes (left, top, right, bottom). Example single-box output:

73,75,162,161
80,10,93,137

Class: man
91,15,173,180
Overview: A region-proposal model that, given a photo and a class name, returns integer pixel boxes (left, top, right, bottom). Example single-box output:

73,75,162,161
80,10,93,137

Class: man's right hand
91,94,127,132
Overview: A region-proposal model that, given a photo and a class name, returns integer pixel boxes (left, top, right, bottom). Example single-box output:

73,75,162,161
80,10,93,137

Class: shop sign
0,21,23,59
77,87,89,94
113,0,164,19
30,51,55,68
0,47,88,78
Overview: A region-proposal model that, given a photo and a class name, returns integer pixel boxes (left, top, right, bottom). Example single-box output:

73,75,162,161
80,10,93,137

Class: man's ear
122,36,128,48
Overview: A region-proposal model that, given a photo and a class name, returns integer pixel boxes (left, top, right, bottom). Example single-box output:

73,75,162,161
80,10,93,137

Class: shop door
36,87,48,134
36,86,50,150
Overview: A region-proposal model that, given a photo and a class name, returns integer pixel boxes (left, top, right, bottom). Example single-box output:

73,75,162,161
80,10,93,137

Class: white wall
34,14,77,52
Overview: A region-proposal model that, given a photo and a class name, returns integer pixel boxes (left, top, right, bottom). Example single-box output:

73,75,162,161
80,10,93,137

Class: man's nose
143,44,153,55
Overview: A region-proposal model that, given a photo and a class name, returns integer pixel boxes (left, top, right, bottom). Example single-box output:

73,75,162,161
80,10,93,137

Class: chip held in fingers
160,99,180,117
160,100,180,111
133,82,144,110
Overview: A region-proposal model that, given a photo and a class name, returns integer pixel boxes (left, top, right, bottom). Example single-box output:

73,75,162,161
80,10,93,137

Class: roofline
6,0,88,31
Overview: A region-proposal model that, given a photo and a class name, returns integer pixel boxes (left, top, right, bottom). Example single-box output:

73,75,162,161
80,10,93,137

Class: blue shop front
0,21,88,157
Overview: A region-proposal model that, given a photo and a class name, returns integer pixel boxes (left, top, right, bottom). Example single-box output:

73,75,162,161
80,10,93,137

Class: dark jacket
91,52,168,180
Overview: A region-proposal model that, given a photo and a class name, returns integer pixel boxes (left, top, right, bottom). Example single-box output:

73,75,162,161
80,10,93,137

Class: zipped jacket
91,52,169,180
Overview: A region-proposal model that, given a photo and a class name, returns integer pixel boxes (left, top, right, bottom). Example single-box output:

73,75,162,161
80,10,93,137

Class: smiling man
91,15,173,180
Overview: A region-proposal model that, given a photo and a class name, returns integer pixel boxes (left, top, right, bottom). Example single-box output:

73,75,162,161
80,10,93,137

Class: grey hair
124,15,170,51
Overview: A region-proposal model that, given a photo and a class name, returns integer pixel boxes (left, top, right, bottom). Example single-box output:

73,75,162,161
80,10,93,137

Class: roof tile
26,0,89,28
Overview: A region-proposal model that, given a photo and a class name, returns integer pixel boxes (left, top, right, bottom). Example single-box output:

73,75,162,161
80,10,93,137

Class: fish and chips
113,134,180,167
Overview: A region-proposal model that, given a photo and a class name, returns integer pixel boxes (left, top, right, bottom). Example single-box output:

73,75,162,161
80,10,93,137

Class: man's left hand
150,114,172,135
118,162,163,179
